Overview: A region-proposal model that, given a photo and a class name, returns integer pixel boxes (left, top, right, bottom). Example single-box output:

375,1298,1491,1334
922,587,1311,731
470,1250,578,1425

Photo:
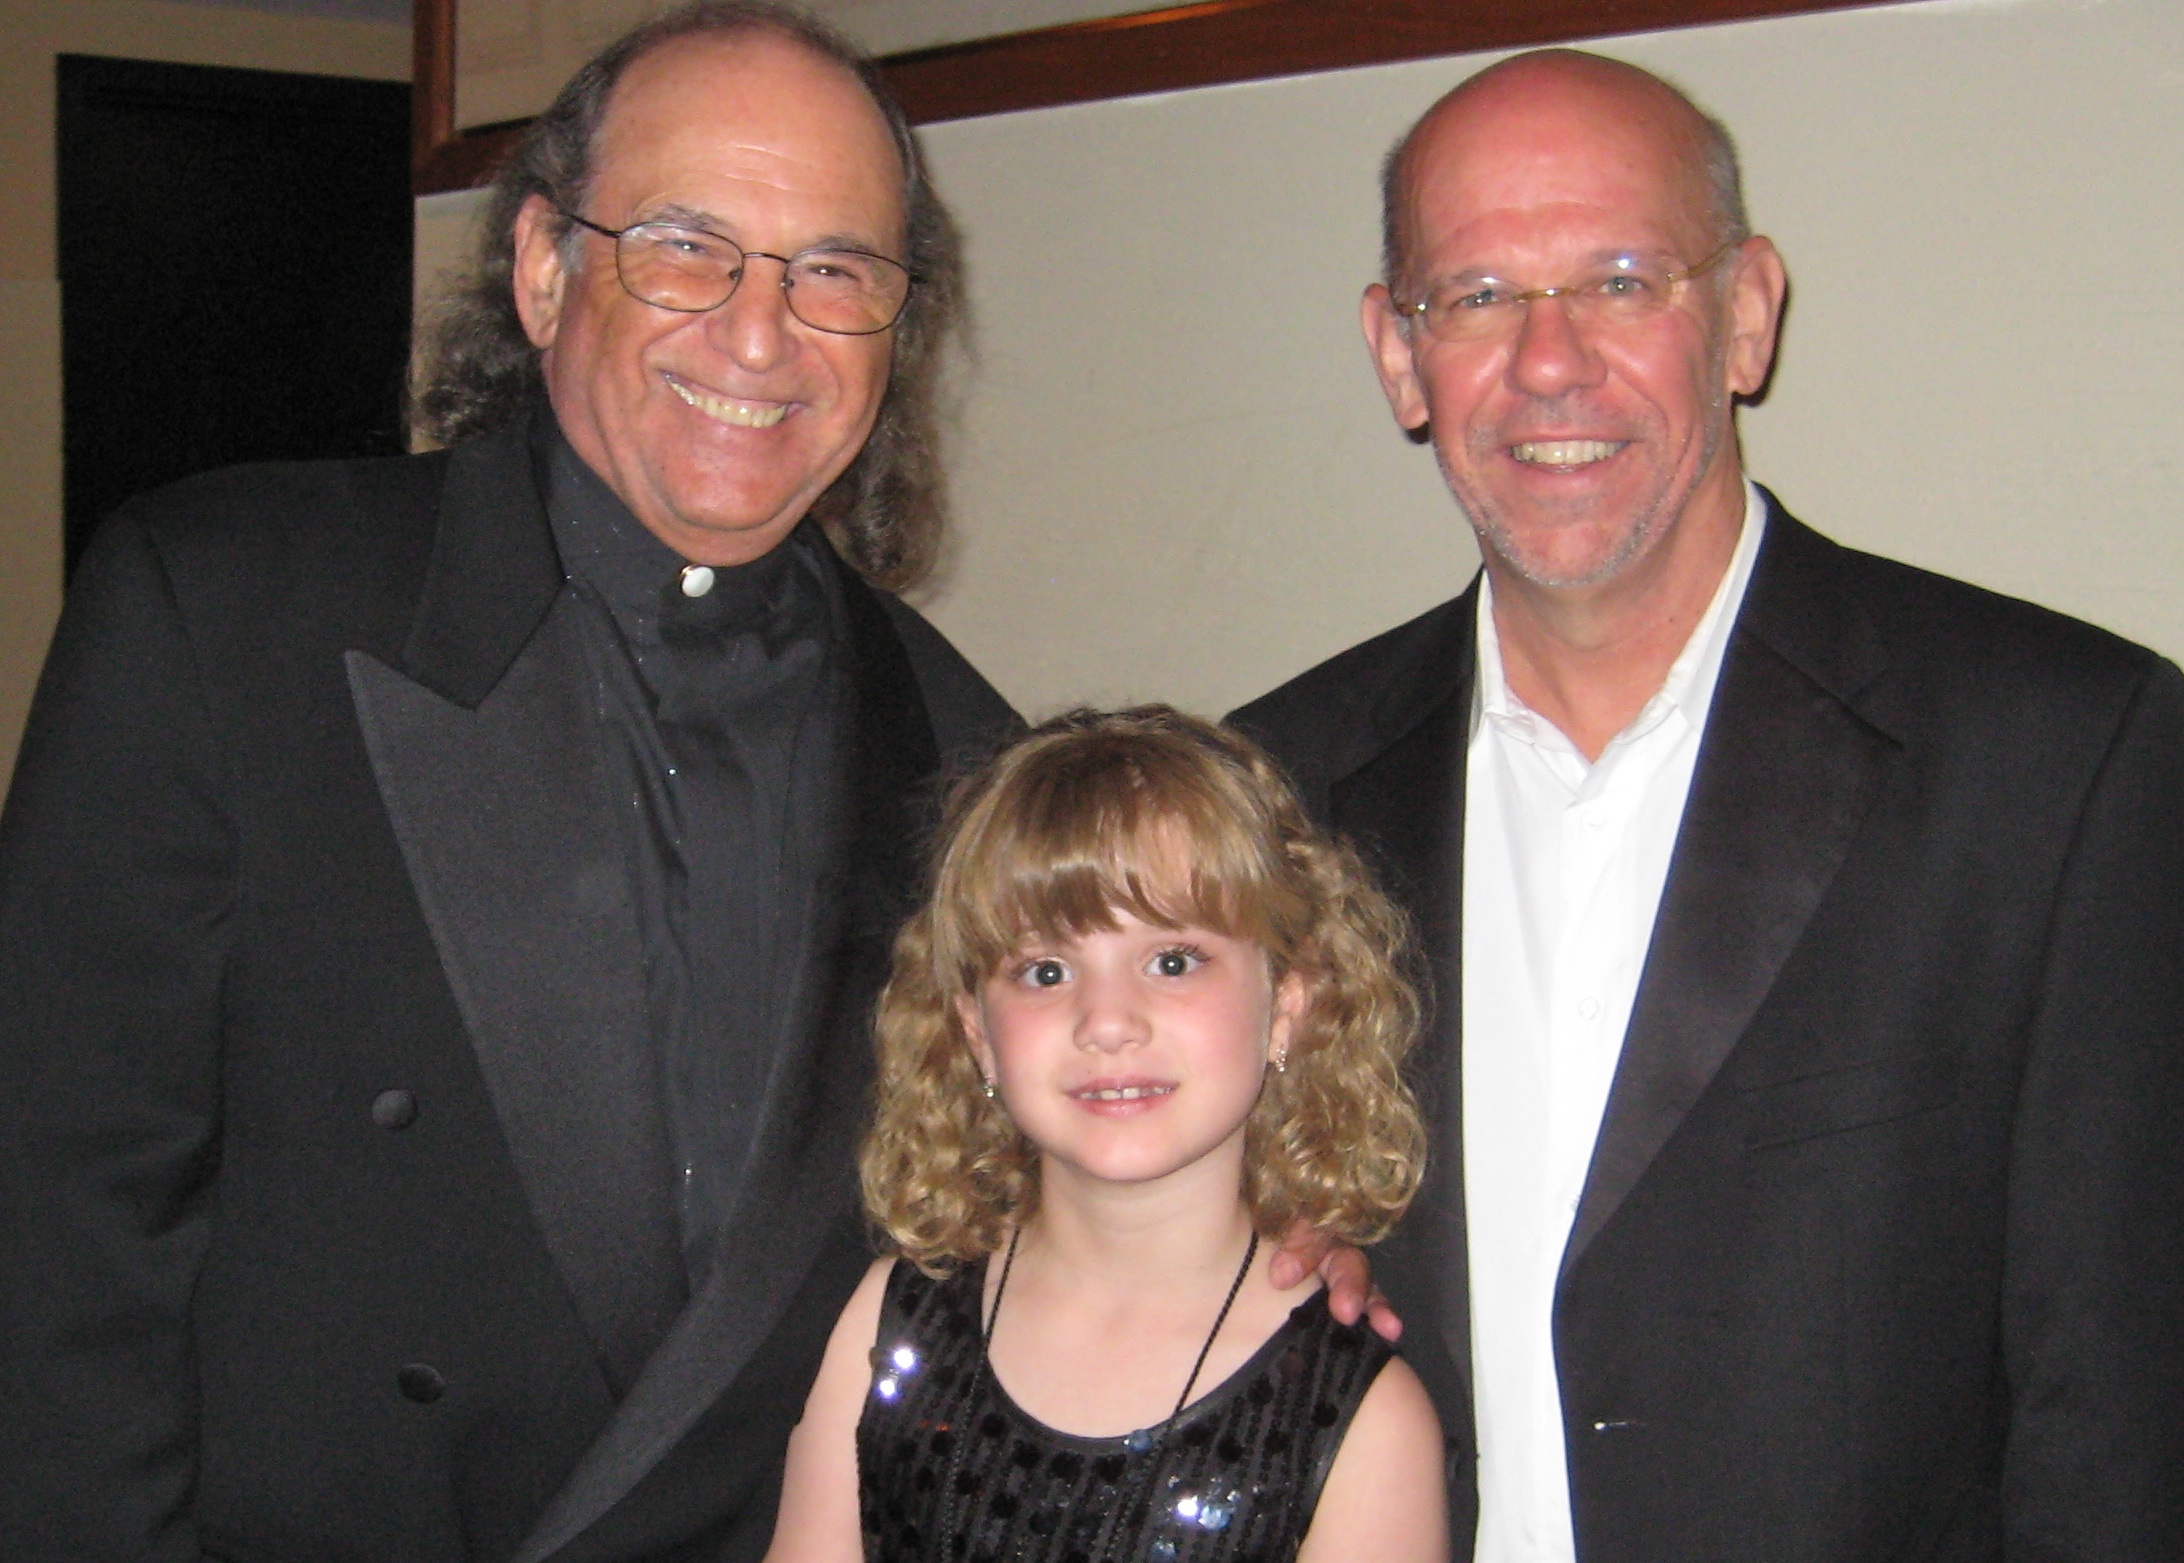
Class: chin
1473,499,1668,590
652,489,810,549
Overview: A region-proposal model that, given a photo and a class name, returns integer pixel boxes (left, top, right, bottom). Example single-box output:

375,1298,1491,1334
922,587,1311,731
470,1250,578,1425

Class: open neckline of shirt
969,1276,1331,1451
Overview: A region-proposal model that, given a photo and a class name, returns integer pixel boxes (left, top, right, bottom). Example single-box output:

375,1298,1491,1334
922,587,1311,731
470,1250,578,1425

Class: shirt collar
545,418,685,632
1471,478,1769,755
542,413,813,649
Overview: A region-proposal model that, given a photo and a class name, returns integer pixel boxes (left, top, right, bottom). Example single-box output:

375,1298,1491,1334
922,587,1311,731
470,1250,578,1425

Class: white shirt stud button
680,564,716,598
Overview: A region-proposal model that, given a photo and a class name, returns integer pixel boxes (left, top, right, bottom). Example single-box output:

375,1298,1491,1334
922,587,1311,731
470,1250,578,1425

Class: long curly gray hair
411,0,961,591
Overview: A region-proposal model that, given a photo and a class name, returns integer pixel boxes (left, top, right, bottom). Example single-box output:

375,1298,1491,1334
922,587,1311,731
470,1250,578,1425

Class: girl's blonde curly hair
861,705,1425,1271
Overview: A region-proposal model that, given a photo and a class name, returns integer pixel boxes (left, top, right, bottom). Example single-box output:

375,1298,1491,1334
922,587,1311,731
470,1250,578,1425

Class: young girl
768,707,1447,1563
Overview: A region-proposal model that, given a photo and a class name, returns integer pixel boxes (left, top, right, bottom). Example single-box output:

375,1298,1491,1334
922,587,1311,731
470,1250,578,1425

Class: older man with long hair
0,6,1015,1561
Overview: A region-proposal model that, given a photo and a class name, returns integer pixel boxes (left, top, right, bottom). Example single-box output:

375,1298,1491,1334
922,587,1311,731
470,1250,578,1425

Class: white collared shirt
1462,483,1767,1562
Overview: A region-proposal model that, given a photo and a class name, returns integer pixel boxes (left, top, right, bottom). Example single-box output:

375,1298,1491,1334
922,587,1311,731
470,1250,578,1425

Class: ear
1361,284,1431,433
1268,970,1309,1070
1721,236,1787,399
512,194,573,351
956,994,998,1088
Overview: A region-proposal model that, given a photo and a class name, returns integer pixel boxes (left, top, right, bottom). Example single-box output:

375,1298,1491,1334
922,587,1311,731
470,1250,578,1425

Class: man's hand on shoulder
1272,1221,1401,1343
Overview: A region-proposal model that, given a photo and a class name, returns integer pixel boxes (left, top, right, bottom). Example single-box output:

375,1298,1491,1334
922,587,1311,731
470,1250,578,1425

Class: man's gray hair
412,0,960,591
1378,60,1750,301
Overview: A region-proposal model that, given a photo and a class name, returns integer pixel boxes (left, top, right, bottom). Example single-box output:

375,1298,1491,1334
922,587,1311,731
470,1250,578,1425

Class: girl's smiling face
960,909,1304,1197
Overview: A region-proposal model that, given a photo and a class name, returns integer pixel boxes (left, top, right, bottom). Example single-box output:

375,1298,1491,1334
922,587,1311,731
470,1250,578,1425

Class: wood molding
417,118,525,194
413,0,1898,194
882,0,1893,123
413,0,456,182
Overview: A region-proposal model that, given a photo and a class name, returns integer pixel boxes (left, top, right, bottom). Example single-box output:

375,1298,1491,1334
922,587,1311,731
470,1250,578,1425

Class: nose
1073,968,1149,1055
1504,292,1606,400
704,252,797,372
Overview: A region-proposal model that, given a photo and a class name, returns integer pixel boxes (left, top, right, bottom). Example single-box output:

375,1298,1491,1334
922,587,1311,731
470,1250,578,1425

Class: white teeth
1078,1085,1174,1101
1512,439,1622,466
669,377,788,428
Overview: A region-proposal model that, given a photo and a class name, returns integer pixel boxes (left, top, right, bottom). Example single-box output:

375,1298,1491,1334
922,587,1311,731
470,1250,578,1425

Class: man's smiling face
1365,55,1775,591
514,29,906,566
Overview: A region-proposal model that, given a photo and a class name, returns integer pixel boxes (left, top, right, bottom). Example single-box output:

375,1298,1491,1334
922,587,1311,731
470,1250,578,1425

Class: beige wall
904,0,2184,720
453,0,1154,129
423,0,2181,723
0,0,409,802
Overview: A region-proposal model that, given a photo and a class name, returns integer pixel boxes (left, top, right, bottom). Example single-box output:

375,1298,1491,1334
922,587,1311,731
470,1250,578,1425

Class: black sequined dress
856,1259,1394,1562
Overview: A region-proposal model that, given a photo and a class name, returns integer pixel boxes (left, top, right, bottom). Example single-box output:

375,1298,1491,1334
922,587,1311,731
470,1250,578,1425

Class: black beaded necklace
937,1224,1264,1555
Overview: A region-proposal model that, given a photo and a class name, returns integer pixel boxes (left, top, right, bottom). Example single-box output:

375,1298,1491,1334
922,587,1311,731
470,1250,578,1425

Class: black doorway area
57,56,413,578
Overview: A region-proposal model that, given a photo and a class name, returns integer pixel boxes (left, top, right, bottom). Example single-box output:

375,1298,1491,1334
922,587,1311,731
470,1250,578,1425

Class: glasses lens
616,224,741,311
1415,279,1521,342
1412,256,1688,342
1566,258,1678,326
784,250,911,335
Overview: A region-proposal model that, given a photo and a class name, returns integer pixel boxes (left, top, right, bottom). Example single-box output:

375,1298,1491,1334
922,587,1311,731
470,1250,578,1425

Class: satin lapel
400,417,566,711
511,558,939,1563
347,596,685,1395
1328,586,1478,1411
1564,508,1898,1274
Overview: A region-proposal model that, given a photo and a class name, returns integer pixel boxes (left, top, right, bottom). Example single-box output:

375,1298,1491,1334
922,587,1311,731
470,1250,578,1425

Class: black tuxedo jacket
0,420,1017,1563
1233,499,2184,1561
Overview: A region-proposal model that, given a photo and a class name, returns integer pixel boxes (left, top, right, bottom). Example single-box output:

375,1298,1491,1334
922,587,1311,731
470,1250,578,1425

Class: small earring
981,1077,997,1099
1271,1050,1288,1075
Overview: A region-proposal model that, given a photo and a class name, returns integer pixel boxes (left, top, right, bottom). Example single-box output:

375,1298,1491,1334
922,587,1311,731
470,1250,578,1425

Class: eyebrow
637,203,721,231
628,205,899,258
1432,246,1681,282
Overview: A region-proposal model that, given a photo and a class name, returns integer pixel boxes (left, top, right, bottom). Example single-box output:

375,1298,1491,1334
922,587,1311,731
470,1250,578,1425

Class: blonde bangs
930,724,1311,990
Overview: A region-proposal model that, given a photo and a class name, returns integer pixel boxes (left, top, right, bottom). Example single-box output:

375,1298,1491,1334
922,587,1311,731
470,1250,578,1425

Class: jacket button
371,1089,418,1129
398,1363,446,1402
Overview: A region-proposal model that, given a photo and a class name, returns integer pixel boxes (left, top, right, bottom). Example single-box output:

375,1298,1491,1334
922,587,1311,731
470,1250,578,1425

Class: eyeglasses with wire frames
1395,240,1741,344
559,209,918,336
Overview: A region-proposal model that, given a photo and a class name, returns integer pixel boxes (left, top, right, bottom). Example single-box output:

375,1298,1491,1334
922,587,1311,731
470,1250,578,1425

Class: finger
1272,1218,1334,1290
1365,1288,1404,1344
1320,1244,1372,1325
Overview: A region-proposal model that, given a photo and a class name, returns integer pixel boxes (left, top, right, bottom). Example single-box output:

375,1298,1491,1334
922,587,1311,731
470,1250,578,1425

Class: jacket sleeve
0,513,231,1563
2002,656,2184,1557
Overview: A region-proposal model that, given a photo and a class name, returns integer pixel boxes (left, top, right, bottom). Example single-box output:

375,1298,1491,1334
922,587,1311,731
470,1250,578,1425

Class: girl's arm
1296,1355,1451,1563
763,1256,894,1563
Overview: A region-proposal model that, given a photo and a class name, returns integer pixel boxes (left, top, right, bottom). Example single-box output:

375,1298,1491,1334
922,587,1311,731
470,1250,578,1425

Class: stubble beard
1443,377,1731,593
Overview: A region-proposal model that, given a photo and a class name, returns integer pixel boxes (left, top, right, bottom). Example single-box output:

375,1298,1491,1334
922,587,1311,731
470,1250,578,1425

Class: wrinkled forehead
591,30,907,236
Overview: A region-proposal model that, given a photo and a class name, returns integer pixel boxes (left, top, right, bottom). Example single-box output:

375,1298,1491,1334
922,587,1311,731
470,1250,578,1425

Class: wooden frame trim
412,0,455,180
414,0,1897,194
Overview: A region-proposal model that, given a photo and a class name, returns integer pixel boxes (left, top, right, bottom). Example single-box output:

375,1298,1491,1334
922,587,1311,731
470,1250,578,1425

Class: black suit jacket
0,420,1017,1563
1233,498,2184,1561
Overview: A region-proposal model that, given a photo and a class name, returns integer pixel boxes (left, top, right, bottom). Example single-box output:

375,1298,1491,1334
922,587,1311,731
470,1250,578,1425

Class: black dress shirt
543,419,847,1305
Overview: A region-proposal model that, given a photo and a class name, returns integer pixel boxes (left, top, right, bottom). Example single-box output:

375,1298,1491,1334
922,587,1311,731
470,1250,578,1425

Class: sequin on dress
856,1259,1394,1562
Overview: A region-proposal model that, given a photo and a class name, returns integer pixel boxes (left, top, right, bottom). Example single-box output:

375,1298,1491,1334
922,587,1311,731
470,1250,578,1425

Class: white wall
908,0,2184,720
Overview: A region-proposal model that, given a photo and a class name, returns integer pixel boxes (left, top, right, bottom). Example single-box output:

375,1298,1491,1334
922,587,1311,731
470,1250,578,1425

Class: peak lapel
348,425,686,1399
402,416,566,711
1564,507,1899,1275
510,555,939,1563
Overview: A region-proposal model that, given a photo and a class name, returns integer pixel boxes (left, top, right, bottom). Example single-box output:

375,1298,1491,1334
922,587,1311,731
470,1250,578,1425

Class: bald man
1233,49,2184,1563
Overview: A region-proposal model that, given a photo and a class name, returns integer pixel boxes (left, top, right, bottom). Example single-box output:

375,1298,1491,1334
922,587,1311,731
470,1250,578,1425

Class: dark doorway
57,56,413,577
